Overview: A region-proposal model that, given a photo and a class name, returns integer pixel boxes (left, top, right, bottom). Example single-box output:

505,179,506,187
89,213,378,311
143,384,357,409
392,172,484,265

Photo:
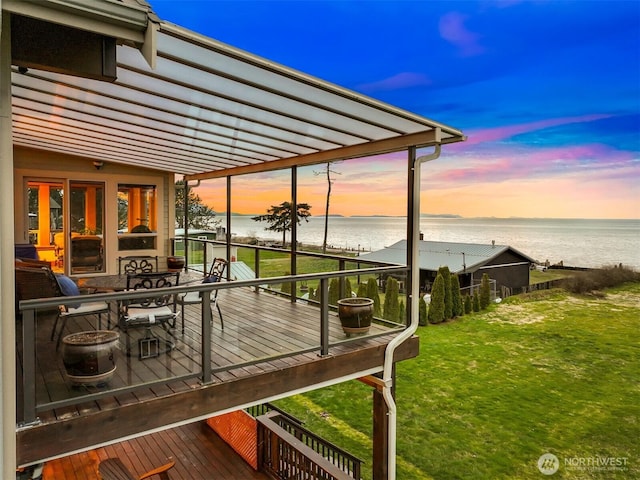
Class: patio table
78,270,204,292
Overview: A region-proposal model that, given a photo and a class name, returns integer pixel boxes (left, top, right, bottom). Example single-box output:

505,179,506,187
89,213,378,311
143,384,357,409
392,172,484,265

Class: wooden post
372,368,394,480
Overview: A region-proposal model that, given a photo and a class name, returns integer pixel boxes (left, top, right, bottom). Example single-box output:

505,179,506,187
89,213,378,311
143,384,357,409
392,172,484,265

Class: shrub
398,300,405,324
344,278,353,298
473,291,480,312
383,277,400,322
419,295,428,326
428,273,445,324
438,266,453,319
480,273,491,309
281,271,292,294
451,274,463,317
366,278,382,316
329,278,340,305
561,265,640,294
357,282,367,298
464,295,472,314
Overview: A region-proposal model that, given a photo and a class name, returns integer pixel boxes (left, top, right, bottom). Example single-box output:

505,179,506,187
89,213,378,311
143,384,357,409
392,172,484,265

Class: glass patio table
78,270,204,292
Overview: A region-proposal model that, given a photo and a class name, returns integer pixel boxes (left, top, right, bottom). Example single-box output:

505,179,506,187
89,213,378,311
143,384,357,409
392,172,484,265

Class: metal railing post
254,249,261,293
319,278,329,356
21,308,37,424
201,291,213,384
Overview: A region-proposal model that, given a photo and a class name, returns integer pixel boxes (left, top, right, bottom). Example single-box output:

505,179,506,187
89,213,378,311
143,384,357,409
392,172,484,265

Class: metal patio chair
175,258,226,334
118,271,180,358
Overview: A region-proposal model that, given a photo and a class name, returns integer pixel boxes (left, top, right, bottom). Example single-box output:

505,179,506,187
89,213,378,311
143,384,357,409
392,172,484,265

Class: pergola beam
185,129,442,181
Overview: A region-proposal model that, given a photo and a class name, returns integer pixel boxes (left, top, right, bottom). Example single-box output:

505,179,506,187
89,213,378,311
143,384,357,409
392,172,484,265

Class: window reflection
118,184,157,250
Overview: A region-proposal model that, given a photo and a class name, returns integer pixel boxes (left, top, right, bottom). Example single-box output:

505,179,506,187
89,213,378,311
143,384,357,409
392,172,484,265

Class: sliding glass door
27,179,105,274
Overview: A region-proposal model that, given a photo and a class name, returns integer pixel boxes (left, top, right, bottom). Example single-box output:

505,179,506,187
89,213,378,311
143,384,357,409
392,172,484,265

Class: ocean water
219,215,640,270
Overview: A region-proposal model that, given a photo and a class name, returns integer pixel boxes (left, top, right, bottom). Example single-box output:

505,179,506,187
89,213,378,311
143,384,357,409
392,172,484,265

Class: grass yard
274,282,640,479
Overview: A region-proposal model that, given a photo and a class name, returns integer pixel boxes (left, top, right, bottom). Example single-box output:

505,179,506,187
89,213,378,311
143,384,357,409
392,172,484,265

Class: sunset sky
153,0,639,219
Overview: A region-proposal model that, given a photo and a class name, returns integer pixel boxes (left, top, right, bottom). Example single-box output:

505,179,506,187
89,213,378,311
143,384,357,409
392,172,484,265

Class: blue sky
151,0,639,219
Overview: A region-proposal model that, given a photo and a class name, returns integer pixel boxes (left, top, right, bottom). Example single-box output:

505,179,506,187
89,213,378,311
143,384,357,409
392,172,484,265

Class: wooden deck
41,420,268,479
17,284,419,466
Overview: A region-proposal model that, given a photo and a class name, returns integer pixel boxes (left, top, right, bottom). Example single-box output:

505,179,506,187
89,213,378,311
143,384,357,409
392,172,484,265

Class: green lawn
274,283,640,479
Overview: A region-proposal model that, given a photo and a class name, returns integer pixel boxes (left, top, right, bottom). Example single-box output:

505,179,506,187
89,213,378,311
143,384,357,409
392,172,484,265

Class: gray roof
359,240,534,274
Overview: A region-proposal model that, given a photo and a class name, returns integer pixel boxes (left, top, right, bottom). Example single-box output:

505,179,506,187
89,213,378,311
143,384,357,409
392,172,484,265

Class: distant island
223,213,463,218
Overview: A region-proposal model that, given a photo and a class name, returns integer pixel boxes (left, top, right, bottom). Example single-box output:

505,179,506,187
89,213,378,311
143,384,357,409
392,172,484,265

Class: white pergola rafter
10,21,464,179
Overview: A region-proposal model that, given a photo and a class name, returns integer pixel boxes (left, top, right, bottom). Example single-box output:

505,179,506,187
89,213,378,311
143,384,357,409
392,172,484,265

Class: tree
464,294,472,314
398,300,405,325
252,201,311,247
344,278,353,298
366,278,381,316
357,282,367,297
175,180,219,230
438,266,453,320
480,273,491,310
329,278,340,305
451,274,463,317
314,162,341,253
428,273,445,324
383,277,400,322
419,295,428,326
473,291,480,312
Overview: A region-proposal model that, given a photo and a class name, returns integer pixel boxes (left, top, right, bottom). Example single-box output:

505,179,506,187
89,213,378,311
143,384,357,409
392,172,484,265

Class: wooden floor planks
18,285,401,432
41,421,269,479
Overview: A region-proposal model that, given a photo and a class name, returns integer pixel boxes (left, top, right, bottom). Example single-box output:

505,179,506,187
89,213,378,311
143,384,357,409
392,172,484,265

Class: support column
372,368,394,480
0,9,18,477
290,166,297,302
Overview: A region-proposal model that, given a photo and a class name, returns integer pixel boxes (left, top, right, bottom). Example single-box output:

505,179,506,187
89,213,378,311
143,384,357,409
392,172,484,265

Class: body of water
219,215,640,270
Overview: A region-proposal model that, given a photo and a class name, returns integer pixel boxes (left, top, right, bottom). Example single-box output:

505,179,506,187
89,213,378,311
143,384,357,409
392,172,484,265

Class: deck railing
257,411,363,480
17,263,407,426
172,236,400,298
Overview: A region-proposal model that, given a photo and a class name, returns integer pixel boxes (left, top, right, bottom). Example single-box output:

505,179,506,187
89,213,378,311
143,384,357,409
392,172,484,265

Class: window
117,184,158,250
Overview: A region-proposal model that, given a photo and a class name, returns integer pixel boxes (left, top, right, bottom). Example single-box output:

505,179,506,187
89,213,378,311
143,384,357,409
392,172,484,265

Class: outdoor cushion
56,274,81,307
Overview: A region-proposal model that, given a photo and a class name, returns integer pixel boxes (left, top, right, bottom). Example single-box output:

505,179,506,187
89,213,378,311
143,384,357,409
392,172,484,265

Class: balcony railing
257,410,363,480
17,262,408,426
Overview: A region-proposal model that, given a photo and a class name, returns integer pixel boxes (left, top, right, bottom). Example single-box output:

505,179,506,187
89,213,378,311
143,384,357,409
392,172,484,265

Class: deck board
41,421,267,479
17,284,414,465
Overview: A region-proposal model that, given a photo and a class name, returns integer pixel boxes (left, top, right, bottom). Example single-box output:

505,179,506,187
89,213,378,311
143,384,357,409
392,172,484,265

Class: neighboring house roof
360,240,534,274
229,261,256,282
8,1,464,180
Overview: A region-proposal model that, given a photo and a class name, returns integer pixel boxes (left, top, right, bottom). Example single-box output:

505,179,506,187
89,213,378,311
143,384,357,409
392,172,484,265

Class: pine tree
451,274,463,317
428,273,445,324
464,294,472,314
344,278,353,298
480,273,491,309
366,278,381,316
419,295,428,326
473,291,480,312
329,278,340,305
438,266,453,319
383,277,400,322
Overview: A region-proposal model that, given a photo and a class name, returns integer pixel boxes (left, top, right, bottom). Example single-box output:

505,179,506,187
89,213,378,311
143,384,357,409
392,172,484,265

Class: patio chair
15,265,111,350
175,258,226,334
118,255,159,274
98,457,175,480
118,271,180,358
70,235,104,270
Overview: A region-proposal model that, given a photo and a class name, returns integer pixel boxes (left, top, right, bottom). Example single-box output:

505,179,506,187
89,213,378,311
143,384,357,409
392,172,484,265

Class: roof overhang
8,5,465,180
3,0,151,44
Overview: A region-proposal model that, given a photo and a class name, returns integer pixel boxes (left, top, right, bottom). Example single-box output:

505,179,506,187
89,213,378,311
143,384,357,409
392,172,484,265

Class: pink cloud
460,114,613,146
432,142,637,186
439,12,485,57
357,72,432,93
